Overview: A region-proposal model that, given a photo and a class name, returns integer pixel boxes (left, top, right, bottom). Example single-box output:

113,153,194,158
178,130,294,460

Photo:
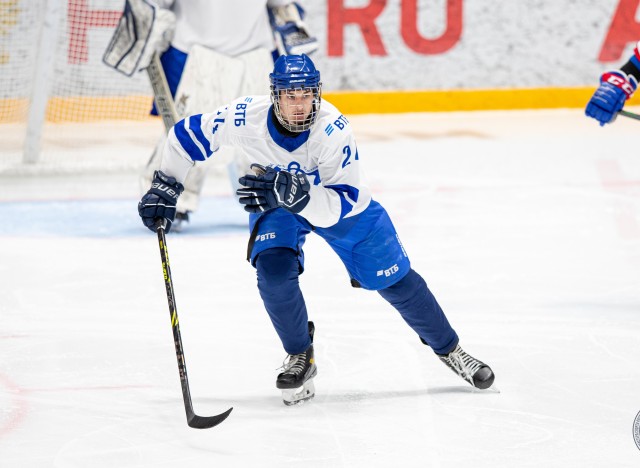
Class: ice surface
0,109,639,467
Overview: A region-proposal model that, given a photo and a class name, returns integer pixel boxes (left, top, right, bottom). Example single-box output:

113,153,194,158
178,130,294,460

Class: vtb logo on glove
236,164,311,214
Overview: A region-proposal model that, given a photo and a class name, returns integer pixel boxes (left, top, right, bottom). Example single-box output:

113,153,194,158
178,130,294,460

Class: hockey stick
147,53,178,131
155,219,233,428
146,54,208,217
619,109,640,121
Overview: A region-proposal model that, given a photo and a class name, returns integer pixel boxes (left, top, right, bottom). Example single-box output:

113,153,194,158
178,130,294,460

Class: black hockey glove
138,170,184,232
236,164,311,214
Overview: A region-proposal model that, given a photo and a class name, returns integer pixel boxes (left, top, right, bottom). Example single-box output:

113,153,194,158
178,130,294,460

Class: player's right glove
236,164,311,214
138,171,184,232
585,70,637,126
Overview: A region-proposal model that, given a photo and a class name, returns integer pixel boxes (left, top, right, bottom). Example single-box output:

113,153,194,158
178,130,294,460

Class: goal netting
1,0,160,176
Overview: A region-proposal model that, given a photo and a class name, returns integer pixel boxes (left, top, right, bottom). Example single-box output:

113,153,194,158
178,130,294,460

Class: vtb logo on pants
377,264,399,277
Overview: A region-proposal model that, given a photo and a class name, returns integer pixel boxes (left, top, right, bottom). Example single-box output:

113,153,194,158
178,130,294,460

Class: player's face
278,88,314,127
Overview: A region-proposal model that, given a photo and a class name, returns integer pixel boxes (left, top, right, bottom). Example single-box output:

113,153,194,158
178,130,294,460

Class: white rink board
0,0,635,99
307,0,634,90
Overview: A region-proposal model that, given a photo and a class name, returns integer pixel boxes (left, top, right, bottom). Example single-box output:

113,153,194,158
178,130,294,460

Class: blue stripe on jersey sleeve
188,115,213,159
174,118,206,161
326,184,360,219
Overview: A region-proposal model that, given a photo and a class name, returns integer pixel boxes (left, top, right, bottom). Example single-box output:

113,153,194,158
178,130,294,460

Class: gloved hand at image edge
585,70,637,126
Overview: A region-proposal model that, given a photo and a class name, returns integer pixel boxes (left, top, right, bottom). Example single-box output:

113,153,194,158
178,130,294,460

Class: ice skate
172,211,190,232
438,344,495,390
276,322,317,406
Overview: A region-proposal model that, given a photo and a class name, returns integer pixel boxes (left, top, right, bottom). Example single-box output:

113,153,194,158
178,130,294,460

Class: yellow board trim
322,86,640,114
1,87,639,123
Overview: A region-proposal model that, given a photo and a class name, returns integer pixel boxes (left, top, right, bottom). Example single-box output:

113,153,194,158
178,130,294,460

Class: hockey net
0,0,160,176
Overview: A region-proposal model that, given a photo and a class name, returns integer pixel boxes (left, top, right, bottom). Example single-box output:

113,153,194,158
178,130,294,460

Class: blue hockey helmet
270,54,322,132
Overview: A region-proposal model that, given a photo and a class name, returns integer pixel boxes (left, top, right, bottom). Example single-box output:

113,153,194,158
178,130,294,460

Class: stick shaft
147,53,179,132
155,222,233,428
156,223,196,419
620,110,640,121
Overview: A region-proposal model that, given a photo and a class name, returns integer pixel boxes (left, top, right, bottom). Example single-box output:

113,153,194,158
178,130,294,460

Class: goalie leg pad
139,133,165,196
173,45,272,116
176,162,209,213
139,133,206,213
171,45,273,203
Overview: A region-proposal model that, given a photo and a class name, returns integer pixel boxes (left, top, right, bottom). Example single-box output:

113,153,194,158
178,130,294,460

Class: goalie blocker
269,2,318,56
103,0,176,76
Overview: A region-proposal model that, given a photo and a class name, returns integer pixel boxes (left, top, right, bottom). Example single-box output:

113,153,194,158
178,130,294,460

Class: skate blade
282,379,315,406
472,384,500,394
171,220,186,233
481,384,500,393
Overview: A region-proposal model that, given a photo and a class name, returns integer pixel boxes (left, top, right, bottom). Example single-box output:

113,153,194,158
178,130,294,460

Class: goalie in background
104,0,318,231
586,41,639,126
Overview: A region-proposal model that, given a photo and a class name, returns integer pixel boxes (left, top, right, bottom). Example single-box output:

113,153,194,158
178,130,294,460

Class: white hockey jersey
153,0,291,56
160,95,372,228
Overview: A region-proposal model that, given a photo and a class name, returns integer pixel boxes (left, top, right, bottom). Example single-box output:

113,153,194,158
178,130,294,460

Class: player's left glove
236,164,311,214
585,70,637,126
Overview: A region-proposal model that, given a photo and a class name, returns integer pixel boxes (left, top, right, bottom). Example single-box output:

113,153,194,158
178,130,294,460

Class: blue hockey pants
256,249,459,356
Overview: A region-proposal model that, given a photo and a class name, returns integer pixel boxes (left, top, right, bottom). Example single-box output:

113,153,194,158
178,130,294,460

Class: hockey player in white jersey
104,0,318,230
138,55,496,405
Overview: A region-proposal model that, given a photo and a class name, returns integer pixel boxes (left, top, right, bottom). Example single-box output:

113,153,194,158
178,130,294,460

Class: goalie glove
138,171,184,232
585,70,637,126
268,2,318,56
103,0,176,76
236,164,311,214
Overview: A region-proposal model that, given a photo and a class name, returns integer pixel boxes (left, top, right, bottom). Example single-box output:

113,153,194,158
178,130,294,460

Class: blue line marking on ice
0,196,248,238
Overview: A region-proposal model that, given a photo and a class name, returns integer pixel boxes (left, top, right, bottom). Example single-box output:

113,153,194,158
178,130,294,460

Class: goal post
24,0,61,164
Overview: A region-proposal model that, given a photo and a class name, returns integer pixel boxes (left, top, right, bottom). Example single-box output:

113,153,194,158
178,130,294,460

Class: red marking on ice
27,384,154,393
435,186,460,193
597,159,640,239
0,374,28,439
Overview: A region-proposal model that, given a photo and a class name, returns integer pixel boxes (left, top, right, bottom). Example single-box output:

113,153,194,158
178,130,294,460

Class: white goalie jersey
160,96,372,228
153,0,293,55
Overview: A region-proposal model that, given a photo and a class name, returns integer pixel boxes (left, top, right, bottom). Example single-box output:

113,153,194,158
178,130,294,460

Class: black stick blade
187,407,233,429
